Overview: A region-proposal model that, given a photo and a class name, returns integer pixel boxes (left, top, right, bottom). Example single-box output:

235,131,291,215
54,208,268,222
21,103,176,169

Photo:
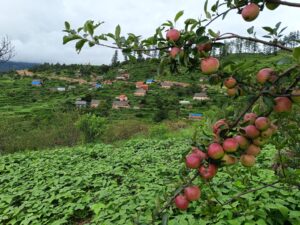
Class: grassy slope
0,139,299,225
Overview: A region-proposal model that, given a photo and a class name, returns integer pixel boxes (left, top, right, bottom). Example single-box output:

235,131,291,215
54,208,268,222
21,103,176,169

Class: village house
179,100,191,105
136,81,144,89
57,87,66,92
31,79,43,86
75,100,87,108
189,113,203,120
116,73,130,81
160,81,173,89
91,83,102,89
103,80,113,85
91,100,100,108
68,85,76,90
193,93,210,101
146,79,155,84
134,88,147,97
116,95,128,101
112,101,130,109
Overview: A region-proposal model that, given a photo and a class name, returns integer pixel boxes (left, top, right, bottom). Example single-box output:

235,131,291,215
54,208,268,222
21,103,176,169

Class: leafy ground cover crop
0,139,299,225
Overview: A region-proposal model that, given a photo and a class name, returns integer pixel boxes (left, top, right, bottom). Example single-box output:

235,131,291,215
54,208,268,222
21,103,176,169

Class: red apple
243,125,260,139
221,154,238,165
227,87,238,97
256,68,273,84
243,113,257,124
208,143,224,160
174,195,189,210
166,29,180,42
240,154,256,167
200,57,220,74
234,135,250,149
170,47,181,58
291,89,300,103
224,77,237,89
185,154,201,169
223,138,239,153
184,186,201,201
192,148,207,160
213,119,228,135
199,164,218,179
246,144,261,156
255,117,270,131
274,97,292,113
197,43,212,52
242,3,260,22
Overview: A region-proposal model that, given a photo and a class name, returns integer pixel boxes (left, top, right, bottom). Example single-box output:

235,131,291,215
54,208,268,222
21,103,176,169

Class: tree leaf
64,21,70,30
247,26,254,35
115,25,121,39
174,10,184,23
75,39,87,53
292,47,300,63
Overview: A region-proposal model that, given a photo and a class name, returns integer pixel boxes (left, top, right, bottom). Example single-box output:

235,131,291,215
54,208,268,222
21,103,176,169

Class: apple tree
63,0,300,223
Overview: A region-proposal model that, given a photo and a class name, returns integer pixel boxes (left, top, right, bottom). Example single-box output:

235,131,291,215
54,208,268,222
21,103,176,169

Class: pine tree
111,50,119,66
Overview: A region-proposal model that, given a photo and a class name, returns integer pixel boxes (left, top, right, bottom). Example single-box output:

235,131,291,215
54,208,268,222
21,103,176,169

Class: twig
223,181,280,205
267,0,300,7
215,33,292,52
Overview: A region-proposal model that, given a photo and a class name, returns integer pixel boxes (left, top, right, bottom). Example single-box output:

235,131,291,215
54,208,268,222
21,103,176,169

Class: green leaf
174,10,184,23
86,22,94,36
115,25,121,39
75,39,87,53
64,21,70,30
63,35,81,45
262,27,274,34
247,26,254,35
91,202,105,215
208,29,218,38
292,47,300,63
162,213,169,225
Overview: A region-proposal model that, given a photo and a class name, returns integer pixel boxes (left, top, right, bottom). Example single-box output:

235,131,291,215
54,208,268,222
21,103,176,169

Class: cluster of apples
166,28,220,75
223,77,239,96
241,1,279,22
256,67,299,112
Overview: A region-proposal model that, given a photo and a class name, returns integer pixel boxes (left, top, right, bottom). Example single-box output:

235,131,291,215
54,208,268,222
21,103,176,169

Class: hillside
0,61,39,72
0,139,299,224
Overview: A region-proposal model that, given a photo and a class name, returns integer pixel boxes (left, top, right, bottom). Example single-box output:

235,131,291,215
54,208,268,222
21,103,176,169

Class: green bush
75,114,106,143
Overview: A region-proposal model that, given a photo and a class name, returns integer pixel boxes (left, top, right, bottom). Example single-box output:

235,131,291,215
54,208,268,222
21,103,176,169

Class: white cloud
1,0,299,64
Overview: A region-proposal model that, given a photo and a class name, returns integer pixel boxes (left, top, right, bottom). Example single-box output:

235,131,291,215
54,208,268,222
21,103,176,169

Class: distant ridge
0,61,39,72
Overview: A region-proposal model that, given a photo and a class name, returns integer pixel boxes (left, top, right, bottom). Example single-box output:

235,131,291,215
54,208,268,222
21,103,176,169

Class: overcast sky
1,0,299,65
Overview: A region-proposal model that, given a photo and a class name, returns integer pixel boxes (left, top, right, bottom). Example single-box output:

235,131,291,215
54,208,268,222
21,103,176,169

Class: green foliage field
0,139,299,225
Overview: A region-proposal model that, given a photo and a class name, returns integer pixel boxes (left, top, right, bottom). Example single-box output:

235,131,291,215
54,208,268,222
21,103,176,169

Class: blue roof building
95,83,102,89
32,79,42,86
146,79,155,84
189,113,203,120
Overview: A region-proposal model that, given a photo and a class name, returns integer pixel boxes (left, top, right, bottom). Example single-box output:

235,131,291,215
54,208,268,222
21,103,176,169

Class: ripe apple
240,154,256,167
185,153,201,169
197,43,212,52
246,144,261,156
234,135,250,149
224,77,237,89
192,148,207,160
256,68,273,84
208,143,224,160
261,128,273,138
221,154,237,165
243,125,260,139
255,117,270,131
200,57,220,74
242,3,260,22
223,138,239,152
184,186,201,201
274,97,292,113
166,29,180,42
213,119,228,135
252,136,266,147
174,195,189,210
170,47,181,58
227,87,238,96
291,89,300,103
243,113,257,124
199,164,218,179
